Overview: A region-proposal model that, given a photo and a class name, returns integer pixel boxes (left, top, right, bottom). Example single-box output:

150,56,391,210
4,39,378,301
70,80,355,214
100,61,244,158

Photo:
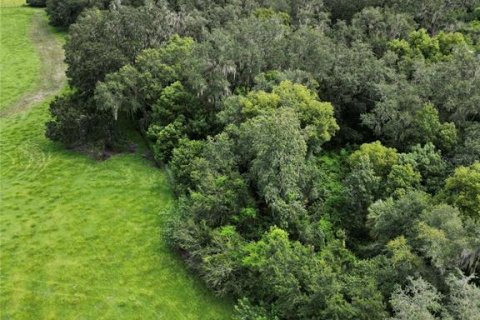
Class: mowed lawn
0,0,41,111
0,2,233,319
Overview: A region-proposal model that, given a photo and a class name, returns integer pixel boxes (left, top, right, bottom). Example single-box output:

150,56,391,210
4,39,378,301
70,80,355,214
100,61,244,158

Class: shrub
26,0,46,7
46,92,118,153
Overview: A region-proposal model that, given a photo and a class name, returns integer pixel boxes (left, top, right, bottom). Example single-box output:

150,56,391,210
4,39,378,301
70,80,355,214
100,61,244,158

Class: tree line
27,0,480,319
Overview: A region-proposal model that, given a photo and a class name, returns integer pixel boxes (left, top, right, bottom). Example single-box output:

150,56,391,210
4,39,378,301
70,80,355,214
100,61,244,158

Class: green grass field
0,2,233,319
0,0,41,111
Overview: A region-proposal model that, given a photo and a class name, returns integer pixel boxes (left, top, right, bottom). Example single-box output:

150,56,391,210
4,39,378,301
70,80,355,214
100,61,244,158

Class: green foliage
445,273,480,319
453,122,480,166
167,0,326,29
169,138,205,195
65,5,191,95
349,141,399,177
169,134,256,231
96,35,196,119
147,119,185,163
234,298,278,320
413,104,457,151
386,0,479,33
386,236,423,273
240,227,321,317
304,153,348,228
390,274,480,320
344,156,382,237
95,36,216,160
386,164,421,195
343,142,407,239
197,14,289,91
222,81,338,154
26,0,46,7
45,0,144,27
242,109,307,229
324,0,383,22
273,81,339,151
253,8,291,25
390,277,443,320
316,40,388,142
367,191,431,242
350,7,416,55
393,29,445,61
46,92,118,151
189,173,253,228
418,48,480,130
201,225,246,295
46,0,94,27
402,143,448,193
416,205,470,273
363,51,477,150
240,229,387,319
442,162,480,221
64,7,127,94
309,241,388,320
167,82,386,319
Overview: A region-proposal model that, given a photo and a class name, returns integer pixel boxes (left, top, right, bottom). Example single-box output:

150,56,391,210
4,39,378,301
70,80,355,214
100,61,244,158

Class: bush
45,0,144,28
26,0,46,7
46,0,96,28
46,93,118,153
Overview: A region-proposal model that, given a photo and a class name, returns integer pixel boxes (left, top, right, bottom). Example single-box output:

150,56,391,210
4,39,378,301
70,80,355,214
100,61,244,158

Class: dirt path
0,11,66,117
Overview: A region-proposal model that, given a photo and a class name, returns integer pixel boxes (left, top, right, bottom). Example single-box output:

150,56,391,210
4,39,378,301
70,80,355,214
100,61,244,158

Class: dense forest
28,0,480,318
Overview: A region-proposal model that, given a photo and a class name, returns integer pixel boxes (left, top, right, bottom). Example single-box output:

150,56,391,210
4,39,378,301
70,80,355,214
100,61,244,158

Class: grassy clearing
0,0,41,111
1,0,28,7
0,2,233,319
0,104,233,319
1,8,66,117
